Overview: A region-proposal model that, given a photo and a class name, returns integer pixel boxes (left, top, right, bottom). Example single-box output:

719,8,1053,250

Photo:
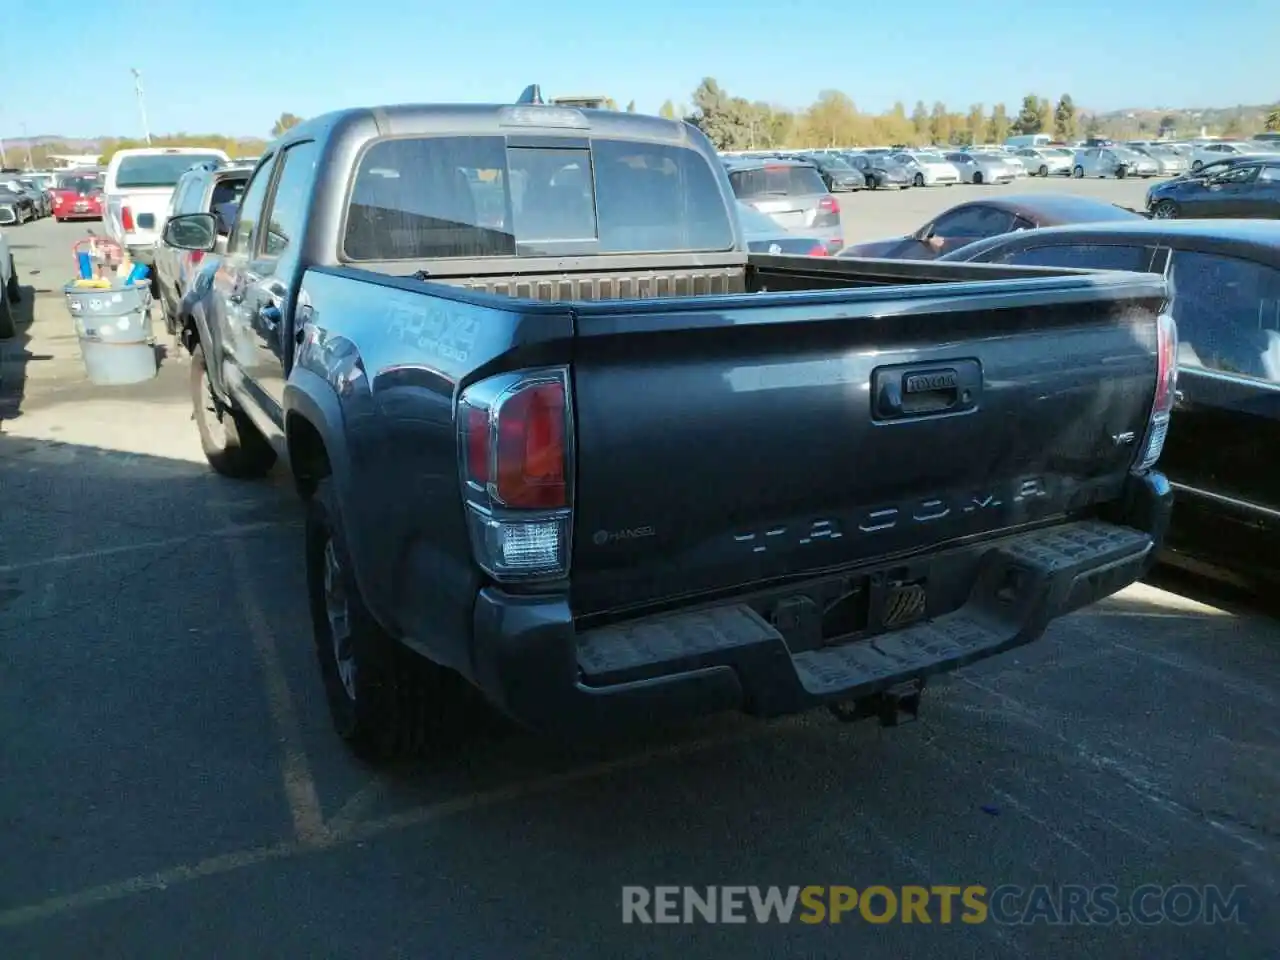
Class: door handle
228,292,244,305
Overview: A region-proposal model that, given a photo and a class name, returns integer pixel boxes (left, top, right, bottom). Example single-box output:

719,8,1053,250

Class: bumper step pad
575,521,1152,708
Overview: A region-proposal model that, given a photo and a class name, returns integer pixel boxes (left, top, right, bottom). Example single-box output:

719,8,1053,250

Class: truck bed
376,253,1110,302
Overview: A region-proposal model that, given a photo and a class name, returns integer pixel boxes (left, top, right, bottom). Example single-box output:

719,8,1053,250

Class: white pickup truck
103,146,228,272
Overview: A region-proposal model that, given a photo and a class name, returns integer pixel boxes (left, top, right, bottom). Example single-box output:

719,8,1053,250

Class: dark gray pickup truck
162,100,1177,761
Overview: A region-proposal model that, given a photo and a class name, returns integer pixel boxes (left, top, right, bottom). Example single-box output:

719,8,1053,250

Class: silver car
892,152,961,186
1071,147,1159,179
1014,147,1072,177
723,158,844,252
945,151,1014,185
1128,145,1187,177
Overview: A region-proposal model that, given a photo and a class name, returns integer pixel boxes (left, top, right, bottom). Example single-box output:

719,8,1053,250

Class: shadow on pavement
0,284,40,426
0,430,1277,959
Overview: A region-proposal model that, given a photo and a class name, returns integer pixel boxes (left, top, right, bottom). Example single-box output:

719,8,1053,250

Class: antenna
516,84,545,105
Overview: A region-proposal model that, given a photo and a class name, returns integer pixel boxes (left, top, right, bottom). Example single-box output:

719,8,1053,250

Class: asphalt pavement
2,190,1278,960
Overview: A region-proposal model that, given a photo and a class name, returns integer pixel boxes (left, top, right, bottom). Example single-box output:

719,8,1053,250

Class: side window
261,141,320,259
1217,164,1258,184
1169,250,1280,382
229,155,277,255
1260,166,1280,182
171,176,199,215
932,205,1015,239
993,243,1151,272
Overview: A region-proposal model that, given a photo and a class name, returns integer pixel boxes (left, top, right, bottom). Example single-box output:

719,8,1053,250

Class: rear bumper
470,472,1172,737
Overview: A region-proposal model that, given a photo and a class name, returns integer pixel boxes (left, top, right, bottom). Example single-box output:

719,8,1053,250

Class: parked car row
0,168,106,226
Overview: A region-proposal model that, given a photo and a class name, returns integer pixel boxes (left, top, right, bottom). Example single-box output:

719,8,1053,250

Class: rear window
728,165,827,199
56,175,99,193
113,153,226,189
343,135,734,261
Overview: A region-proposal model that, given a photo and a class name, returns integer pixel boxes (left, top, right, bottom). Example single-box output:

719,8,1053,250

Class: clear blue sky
3,0,1273,139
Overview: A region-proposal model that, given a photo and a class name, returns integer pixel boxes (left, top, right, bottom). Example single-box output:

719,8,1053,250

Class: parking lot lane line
0,521,297,575
0,721,791,929
330,721,800,844
327,779,386,832
223,530,330,847
0,842,301,930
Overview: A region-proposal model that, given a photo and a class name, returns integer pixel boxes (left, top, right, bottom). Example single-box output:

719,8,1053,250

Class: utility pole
19,122,33,169
131,68,152,145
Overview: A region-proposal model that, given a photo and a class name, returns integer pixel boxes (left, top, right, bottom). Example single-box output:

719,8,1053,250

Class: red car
51,171,104,222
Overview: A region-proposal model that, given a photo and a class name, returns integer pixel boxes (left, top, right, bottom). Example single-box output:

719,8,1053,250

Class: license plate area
755,559,960,656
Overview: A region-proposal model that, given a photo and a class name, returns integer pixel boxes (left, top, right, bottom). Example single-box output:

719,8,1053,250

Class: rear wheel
0,290,15,340
1191,159,1203,172
1038,164,1049,177
973,172,984,185
307,477,473,761
1116,166,1128,179
190,343,276,478
1153,199,1179,219
1073,165,1085,179
913,173,925,187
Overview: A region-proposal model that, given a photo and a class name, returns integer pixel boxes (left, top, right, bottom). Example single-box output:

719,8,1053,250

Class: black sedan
843,153,912,190
839,193,1142,260
1146,158,1280,219
783,153,864,192
940,218,1280,588
0,183,38,225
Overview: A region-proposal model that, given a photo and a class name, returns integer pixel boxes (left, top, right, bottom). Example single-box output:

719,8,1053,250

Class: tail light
457,367,573,581
818,195,840,216
190,251,205,266
807,244,831,257
1136,312,1178,471
121,205,135,231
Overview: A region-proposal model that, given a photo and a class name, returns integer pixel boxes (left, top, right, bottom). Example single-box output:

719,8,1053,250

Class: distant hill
1086,104,1273,139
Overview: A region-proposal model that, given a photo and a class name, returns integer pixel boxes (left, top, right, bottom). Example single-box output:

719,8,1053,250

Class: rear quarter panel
288,267,574,667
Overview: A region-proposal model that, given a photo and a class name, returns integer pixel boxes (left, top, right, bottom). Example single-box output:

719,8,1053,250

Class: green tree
688,78,763,150
987,103,1010,143
804,90,860,146
1013,95,1042,134
658,100,677,120
966,104,985,144
1052,94,1078,141
602,97,619,111
911,100,930,140
270,112,303,137
1222,113,1244,137
1036,98,1054,137
928,101,951,145
625,100,636,113
1267,105,1280,132
1083,113,1102,138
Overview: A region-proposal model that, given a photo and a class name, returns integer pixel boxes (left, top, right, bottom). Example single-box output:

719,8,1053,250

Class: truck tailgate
106,187,174,248
567,273,1167,618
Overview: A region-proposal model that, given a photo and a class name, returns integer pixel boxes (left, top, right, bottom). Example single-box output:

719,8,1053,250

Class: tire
1116,166,1128,179
973,172,984,185
1191,160,1203,172
6,256,18,303
55,216,64,223
1153,199,1179,219
1073,165,1085,179
1038,164,1049,177
0,289,15,340
307,477,470,761
913,173,925,187
190,343,277,478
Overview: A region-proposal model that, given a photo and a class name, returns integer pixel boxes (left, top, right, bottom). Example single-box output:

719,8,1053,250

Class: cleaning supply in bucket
125,262,150,285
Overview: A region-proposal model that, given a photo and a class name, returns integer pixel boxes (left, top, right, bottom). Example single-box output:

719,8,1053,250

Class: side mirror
913,223,935,242
163,212,218,252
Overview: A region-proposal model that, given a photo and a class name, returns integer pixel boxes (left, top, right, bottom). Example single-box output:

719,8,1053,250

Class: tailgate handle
873,360,982,421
